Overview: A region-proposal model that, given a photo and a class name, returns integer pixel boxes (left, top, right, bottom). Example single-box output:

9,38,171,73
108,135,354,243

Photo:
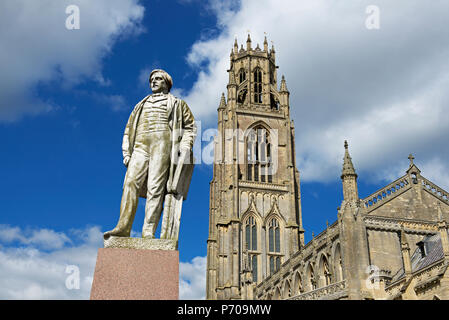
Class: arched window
245,216,257,251
268,218,281,275
244,216,258,283
268,218,280,253
253,68,262,103
251,255,258,283
246,127,272,183
239,69,246,83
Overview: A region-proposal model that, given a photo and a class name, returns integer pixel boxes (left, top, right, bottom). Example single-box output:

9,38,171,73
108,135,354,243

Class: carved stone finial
408,154,415,167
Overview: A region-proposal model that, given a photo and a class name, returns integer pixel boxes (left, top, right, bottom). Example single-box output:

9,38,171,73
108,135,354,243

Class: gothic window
239,69,246,83
251,254,258,282
245,216,257,251
253,68,263,103
246,127,273,183
268,218,280,253
269,256,281,274
268,218,281,275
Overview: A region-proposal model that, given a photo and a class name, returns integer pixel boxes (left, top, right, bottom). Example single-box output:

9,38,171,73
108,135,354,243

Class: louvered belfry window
246,127,272,183
253,68,262,103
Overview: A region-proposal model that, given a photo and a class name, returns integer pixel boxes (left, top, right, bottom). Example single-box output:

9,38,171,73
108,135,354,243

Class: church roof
391,233,444,282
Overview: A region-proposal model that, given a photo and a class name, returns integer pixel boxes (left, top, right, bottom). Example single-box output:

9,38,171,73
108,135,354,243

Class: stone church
205,36,449,300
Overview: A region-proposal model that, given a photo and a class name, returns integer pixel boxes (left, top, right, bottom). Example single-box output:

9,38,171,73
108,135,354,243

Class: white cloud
0,0,145,121
0,225,102,299
180,256,207,300
0,225,206,299
181,0,449,189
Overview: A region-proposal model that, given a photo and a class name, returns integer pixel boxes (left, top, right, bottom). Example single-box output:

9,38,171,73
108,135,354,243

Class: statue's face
150,72,168,94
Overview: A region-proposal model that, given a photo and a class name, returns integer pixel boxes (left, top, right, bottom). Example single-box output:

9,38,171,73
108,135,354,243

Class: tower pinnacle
341,140,357,178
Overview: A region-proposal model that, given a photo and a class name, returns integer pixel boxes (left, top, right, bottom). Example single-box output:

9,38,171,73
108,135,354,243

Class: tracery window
246,127,272,183
268,218,281,274
245,216,257,251
244,216,258,283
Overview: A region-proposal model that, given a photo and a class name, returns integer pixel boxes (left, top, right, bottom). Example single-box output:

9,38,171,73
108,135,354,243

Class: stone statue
104,69,196,242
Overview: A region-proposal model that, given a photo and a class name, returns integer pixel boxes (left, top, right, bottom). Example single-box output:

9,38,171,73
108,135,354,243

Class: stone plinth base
90,247,179,300
104,236,178,250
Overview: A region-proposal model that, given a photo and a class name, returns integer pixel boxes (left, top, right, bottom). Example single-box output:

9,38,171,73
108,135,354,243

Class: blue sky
1,0,449,299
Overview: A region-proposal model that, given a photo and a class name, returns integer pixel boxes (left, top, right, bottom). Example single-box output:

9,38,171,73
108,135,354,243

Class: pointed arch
273,286,281,300
318,253,332,287
332,242,343,282
305,263,316,291
293,271,303,295
241,208,261,284
282,279,291,299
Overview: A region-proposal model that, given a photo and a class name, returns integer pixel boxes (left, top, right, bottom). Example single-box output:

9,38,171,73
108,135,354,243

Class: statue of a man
104,69,196,240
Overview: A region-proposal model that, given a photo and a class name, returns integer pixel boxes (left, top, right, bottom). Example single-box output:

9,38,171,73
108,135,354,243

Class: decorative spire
263,34,268,51
341,140,357,178
218,92,226,109
234,37,238,53
246,33,252,51
279,75,288,92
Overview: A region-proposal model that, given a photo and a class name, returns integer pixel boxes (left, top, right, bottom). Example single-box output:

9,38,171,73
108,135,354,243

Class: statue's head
149,69,173,94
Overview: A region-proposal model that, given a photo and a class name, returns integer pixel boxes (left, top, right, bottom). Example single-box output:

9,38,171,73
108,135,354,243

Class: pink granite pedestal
90,248,179,300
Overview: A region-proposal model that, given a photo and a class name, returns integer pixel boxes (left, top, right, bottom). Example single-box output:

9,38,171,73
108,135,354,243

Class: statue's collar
151,92,168,98
147,93,168,103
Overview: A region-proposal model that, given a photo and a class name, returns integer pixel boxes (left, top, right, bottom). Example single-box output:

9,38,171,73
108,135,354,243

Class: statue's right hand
123,156,131,167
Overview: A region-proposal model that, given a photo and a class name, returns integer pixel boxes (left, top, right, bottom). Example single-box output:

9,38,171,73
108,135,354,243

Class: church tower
206,35,304,300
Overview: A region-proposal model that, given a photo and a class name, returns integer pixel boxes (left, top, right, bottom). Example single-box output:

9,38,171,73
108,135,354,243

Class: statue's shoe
103,228,130,240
